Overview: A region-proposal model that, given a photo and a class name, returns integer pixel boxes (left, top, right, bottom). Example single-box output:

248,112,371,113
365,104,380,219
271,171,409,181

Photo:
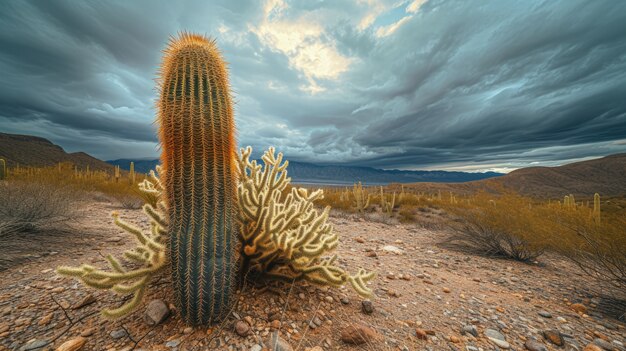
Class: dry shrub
0,181,79,236
444,191,548,262
548,205,626,293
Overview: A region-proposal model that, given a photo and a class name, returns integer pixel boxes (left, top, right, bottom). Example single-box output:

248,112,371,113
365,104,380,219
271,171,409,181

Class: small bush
0,181,78,236
444,191,547,262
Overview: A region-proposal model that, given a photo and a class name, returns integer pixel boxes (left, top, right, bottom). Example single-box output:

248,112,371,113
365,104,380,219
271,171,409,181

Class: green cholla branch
56,170,168,318
237,146,376,297
352,181,371,213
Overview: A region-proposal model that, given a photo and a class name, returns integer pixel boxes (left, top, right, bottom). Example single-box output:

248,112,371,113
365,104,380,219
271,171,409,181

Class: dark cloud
0,0,624,171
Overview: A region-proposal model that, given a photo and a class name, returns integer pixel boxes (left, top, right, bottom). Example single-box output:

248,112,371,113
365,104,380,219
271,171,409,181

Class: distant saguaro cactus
129,162,136,184
158,33,239,325
352,182,371,212
593,193,601,223
0,158,6,180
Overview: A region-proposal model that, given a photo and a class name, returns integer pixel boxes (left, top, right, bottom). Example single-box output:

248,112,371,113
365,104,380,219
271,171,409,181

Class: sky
0,0,625,173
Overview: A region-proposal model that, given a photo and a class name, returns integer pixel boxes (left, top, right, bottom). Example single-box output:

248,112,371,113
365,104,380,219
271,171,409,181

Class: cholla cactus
380,186,395,216
57,168,167,318
352,181,371,213
237,146,375,297
129,162,135,185
0,158,5,180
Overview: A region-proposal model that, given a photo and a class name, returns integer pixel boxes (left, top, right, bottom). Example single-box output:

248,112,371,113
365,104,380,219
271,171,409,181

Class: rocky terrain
1,198,624,351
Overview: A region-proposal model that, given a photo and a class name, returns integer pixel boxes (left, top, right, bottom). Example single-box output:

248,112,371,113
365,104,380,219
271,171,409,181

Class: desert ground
0,197,624,351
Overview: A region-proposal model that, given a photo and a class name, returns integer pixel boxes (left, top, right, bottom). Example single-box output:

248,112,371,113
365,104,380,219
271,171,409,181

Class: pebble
235,320,251,337
461,325,478,337
110,329,127,339
72,294,96,310
583,345,602,351
538,311,552,318
19,339,48,351
525,339,548,351
340,324,380,345
542,330,564,346
250,345,262,351
361,300,374,314
56,337,86,351
144,299,170,326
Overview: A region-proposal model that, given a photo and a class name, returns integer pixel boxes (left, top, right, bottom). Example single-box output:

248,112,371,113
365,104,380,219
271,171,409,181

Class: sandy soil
0,199,624,351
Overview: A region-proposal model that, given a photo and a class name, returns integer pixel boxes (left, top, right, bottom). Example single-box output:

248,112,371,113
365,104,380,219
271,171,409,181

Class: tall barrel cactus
158,33,239,325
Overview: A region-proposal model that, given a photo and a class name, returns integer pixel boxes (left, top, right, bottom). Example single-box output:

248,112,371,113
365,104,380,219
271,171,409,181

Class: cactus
114,165,120,182
0,158,5,180
380,186,395,216
593,193,601,223
352,182,371,213
237,147,375,297
564,195,570,208
57,168,167,318
158,33,239,325
129,161,135,184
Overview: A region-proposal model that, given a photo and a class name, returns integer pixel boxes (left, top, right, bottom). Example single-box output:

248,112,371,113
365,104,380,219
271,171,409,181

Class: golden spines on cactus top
157,33,239,325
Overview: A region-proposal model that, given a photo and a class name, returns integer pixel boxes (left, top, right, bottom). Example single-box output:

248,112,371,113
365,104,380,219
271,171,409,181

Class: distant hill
400,153,626,199
106,158,503,184
0,132,112,170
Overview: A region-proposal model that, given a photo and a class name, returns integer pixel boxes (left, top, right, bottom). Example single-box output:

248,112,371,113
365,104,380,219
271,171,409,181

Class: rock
361,300,374,315
542,330,564,346
110,329,127,340
355,237,365,243
382,245,404,254
266,332,293,351
366,251,377,258
165,340,180,348
415,328,428,340
449,335,460,343
20,339,48,351
484,329,505,341
340,325,380,345
443,287,451,293
38,313,54,326
324,296,334,303
461,325,478,337
56,337,86,351
80,328,95,337
525,339,548,351
144,299,170,326
488,338,511,349
570,303,587,314
583,345,602,351
270,320,281,329
72,294,96,310
592,338,614,350
235,320,251,337
340,297,349,304
250,345,262,351
183,327,193,334
538,311,552,318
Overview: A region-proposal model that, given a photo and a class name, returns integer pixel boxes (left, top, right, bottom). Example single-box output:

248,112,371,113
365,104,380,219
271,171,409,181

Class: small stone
484,329,505,341
235,320,250,337
443,287,451,293
461,325,478,337
449,336,460,343
110,329,127,340
525,339,548,351
361,300,374,315
72,294,96,310
415,328,428,340
570,303,587,314
366,251,377,258
56,337,86,351
542,330,564,346
592,338,613,350
538,311,552,318
183,327,193,334
355,237,365,243
144,299,170,326
583,344,602,351
80,328,95,337
266,332,293,351
324,296,334,303
382,245,404,254
165,340,180,348
340,297,349,304
340,325,380,345
38,313,54,326
250,345,262,351
270,320,281,329
488,338,511,349
19,339,48,351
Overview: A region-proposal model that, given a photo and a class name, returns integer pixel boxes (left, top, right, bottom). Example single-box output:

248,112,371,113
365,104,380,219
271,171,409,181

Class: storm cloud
0,0,625,172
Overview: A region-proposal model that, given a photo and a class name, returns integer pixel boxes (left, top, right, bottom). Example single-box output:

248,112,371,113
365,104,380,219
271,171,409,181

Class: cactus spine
593,193,601,223
0,158,5,180
352,182,371,212
158,33,239,325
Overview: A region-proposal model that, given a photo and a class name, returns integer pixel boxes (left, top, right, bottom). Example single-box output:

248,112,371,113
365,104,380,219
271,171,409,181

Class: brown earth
0,133,112,170
1,199,624,351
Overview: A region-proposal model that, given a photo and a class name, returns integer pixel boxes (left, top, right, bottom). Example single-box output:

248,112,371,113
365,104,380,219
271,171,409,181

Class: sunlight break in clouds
373,0,428,37
252,0,352,94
